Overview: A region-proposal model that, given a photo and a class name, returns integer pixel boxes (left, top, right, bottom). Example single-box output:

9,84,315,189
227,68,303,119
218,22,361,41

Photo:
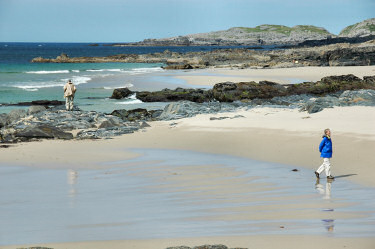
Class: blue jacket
319,136,332,158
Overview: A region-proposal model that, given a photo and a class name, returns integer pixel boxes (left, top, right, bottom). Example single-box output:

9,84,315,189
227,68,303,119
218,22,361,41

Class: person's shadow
333,174,357,179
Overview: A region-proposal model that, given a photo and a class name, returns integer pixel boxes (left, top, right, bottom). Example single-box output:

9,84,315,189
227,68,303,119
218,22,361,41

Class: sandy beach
173,66,375,86
1,67,375,249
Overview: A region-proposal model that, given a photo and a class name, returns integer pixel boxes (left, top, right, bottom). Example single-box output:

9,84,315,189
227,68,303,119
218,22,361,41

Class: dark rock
15,125,73,140
286,74,375,96
193,245,228,249
76,125,140,139
1,100,64,107
326,47,375,66
363,75,375,85
300,96,339,113
111,108,152,121
163,63,194,70
6,109,27,125
98,120,117,129
210,116,230,120
140,121,151,128
110,88,133,99
166,246,191,249
28,105,47,115
212,81,287,102
0,113,7,128
136,88,213,103
150,109,163,119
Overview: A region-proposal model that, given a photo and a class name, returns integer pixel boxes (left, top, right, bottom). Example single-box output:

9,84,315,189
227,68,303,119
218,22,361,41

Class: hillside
186,25,333,45
114,24,334,46
339,18,375,37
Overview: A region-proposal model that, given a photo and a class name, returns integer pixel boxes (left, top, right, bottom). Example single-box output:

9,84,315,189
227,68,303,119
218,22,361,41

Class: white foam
125,67,163,75
26,70,70,74
103,83,134,90
14,83,64,90
61,76,92,85
87,69,123,72
72,70,80,73
116,94,143,105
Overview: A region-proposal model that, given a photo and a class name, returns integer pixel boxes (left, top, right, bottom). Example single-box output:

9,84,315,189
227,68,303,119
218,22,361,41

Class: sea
0,42,269,114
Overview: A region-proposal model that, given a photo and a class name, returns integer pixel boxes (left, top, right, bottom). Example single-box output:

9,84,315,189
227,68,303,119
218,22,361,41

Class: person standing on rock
64,80,77,111
315,128,334,179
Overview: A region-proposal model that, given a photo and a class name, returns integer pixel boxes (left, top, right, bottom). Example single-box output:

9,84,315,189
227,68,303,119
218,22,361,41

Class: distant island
107,18,375,47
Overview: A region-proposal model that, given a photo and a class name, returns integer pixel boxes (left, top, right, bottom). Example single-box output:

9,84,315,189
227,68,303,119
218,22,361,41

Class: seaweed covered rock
212,81,287,102
110,88,133,99
136,87,213,103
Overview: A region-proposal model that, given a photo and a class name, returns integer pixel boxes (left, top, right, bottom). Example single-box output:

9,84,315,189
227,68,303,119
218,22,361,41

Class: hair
68,80,72,82
324,128,330,135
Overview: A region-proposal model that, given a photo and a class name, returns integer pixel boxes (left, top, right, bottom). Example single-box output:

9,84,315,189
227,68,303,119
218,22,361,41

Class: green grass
366,24,375,32
293,25,330,35
237,25,330,36
238,25,292,35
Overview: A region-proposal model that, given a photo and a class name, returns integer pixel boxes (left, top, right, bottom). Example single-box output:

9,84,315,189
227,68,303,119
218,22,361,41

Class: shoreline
173,66,375,86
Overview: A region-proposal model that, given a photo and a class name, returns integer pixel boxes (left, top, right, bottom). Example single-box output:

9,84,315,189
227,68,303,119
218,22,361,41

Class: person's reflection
315,178,335,233
315,178,333,200
67,169,78,203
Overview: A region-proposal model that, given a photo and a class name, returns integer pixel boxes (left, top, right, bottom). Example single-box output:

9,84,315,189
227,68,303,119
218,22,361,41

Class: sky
0,0,374,42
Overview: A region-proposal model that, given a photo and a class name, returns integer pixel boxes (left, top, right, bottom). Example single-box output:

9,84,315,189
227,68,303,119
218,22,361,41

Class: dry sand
174,66,375,85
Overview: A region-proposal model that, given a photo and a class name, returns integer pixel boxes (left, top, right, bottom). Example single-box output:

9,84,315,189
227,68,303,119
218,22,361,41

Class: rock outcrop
2,75,375,144
110,88,133,99
136,88,213,103
31,41,375,69
339,18,375,37
111,74,375,103
0,100,65,107
0,108,152,143
112,24,333,47
15,125,73,140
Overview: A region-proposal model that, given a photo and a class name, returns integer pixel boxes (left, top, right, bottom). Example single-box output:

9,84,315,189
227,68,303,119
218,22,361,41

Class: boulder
6,109,27,125
28,105,47,115
110,88,133,99
15,125,73,140
286,74,375,96
163,64,194,70
136,88,212,103
111,108,152,121
0,113,7,128
212,81,287,102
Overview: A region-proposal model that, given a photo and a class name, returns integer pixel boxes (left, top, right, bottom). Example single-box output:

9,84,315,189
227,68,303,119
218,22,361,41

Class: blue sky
0,0,374,42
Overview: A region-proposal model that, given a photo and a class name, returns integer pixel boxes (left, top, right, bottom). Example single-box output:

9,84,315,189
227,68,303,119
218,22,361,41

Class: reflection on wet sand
315,178,335,233
68,169,78,205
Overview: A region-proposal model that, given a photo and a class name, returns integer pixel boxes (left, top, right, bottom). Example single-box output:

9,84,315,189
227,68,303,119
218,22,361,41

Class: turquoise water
1,42,224,114
0,62,170,113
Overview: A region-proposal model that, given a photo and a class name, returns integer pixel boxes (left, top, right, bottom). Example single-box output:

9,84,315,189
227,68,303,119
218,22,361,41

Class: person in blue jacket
315,128,334,179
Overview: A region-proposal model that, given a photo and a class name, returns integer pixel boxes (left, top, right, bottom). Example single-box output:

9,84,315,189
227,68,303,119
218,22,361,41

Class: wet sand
1,148,375,247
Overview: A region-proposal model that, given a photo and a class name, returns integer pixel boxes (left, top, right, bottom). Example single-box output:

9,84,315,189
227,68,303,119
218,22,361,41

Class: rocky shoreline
1,75,374,144
31,39,375,69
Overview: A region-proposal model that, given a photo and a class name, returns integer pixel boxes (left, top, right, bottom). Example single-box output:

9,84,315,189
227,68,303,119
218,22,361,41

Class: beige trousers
65,96,74,111
317,158,331,176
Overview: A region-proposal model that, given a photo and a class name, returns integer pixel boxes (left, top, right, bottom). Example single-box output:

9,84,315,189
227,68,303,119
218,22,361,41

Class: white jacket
64,82,76,98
